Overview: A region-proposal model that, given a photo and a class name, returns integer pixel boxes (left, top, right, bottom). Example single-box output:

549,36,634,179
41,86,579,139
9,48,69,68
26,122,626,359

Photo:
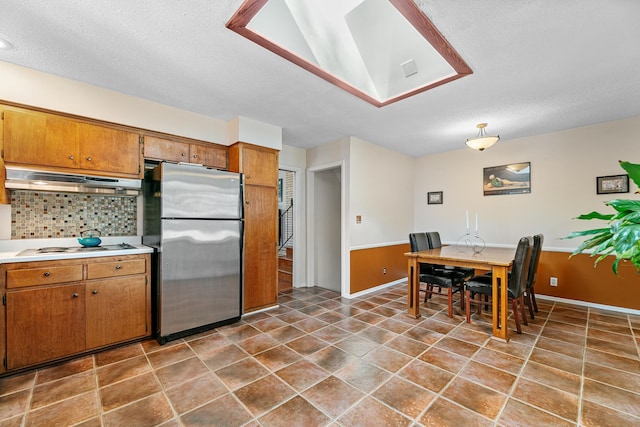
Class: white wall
349,137,414,248
414,116,640,251
227,116,282,150
305,136,416,295
0,61,228,143
306,138,350,290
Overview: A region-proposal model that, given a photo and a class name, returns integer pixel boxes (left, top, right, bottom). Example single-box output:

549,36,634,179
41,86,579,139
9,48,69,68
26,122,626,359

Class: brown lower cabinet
2,254,151,372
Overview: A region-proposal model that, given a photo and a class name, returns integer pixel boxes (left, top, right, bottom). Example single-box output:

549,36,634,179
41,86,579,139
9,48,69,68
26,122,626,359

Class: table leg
407,258,421,318
491,265,509,342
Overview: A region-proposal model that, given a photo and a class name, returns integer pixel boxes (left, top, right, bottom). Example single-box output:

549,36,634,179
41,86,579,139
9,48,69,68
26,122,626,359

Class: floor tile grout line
6,285,640,426
489,302,549,427
401,306,502,425
578,307,591,426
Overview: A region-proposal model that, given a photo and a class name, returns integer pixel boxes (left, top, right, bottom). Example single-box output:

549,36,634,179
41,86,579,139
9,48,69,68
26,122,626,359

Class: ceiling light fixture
466,123,499,151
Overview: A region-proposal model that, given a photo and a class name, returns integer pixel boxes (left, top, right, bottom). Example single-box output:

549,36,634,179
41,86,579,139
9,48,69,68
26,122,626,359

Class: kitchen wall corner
0,204,11,240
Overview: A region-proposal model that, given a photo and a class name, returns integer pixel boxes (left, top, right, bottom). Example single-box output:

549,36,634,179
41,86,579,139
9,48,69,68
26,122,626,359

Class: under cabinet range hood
4,165,141,195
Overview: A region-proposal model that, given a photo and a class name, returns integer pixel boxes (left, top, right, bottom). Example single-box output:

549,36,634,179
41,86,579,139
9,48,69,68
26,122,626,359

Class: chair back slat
409,232,431,252
526,234,544,290
508,236,532,297
426,232,443,249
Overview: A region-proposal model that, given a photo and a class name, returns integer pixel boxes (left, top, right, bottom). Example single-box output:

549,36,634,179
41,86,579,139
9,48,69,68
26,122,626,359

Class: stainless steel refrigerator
143,162,243,344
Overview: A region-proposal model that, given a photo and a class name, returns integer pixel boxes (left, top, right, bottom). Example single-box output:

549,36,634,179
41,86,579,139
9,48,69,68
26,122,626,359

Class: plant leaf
565,228,611,239
619,161,640,188
606,199,640,213
575,211,614,220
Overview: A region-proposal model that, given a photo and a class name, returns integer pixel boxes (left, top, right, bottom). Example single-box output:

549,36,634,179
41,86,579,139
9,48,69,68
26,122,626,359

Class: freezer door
158,219,242,336
160,162,242,219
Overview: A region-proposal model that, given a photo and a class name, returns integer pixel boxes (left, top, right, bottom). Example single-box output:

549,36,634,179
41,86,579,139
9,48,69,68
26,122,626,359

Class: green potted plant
565,161,640,274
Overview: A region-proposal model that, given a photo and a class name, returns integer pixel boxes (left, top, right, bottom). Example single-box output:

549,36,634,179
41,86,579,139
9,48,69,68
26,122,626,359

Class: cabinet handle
86,157,92,161
115,265,121,270
246,175,251,179
72,293,79,298
68,155,74,160
193,154,198,159
245,200,250,205
92,290,98,295
43,271,51,277
181,153,186,157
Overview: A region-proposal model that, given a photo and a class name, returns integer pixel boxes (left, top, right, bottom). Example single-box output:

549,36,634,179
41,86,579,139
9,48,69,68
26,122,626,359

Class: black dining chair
409,232,468,317
464,236,532,334
484,233,544,320
524,234,544,319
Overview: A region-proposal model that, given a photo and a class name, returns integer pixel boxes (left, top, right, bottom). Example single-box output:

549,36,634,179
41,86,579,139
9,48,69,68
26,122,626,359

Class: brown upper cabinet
143,135,227,169
228,142,278,187
3,106,141,178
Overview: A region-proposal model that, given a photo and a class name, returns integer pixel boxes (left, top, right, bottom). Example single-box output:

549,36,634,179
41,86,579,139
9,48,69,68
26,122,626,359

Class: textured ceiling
1,0,639,157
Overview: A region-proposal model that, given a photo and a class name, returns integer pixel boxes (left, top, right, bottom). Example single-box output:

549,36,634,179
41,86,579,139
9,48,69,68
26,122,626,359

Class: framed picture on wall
483,162,531,196
597,174,629,194
427,191,443,204
278,178,283,202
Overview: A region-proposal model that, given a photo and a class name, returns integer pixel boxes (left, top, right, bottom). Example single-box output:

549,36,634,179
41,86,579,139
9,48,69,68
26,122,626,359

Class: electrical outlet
550,277,558,287
383,268,387,274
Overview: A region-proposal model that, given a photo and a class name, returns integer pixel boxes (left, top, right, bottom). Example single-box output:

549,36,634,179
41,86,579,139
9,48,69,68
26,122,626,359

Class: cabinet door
85,276,147,349
143,135,190,163
3,109,80,169
242,146,278,187
190,143,227,169
79,123,140,176
6,284,85,370
243,185,278,311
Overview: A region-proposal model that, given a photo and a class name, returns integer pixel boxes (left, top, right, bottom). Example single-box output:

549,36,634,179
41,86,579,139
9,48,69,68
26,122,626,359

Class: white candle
475,213,478,236
466,210,469,232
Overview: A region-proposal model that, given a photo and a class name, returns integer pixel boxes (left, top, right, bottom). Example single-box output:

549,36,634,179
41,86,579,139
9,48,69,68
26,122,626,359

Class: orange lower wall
350,244,410,294
537,251,640,310
351,245,640,310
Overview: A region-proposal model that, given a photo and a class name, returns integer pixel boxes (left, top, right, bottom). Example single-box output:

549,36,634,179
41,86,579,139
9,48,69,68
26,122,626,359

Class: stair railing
278,199,294,251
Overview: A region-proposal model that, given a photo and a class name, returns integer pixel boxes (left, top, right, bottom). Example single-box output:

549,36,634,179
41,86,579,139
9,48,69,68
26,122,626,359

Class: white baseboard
346,278,407,299
536,294,640,316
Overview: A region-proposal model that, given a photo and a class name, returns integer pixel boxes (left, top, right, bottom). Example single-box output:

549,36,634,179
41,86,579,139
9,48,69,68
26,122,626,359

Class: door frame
278,164,306,287
307,161,347,296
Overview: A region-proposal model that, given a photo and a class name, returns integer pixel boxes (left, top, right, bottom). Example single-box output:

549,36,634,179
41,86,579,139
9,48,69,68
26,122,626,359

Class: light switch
356,215,362,224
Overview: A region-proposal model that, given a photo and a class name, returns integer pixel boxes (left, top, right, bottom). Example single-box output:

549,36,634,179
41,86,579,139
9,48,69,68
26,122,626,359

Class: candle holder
456,231,486,254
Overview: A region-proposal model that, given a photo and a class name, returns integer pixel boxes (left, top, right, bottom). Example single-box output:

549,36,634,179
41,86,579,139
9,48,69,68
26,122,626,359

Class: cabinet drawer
86,259,146,279
7,265,83,289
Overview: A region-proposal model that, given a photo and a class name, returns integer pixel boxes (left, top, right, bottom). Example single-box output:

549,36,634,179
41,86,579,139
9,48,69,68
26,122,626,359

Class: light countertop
0,237,154,263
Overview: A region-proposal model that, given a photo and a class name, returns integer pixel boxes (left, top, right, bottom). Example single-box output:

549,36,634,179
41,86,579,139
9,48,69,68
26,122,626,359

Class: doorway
277,170,295,292
313,167,341,292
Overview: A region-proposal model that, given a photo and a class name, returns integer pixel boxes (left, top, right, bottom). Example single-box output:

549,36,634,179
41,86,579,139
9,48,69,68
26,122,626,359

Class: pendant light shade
466,123,499,151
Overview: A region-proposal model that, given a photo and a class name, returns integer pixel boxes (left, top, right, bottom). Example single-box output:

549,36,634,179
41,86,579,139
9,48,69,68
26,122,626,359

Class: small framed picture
427,191,443,204
597,174,629,194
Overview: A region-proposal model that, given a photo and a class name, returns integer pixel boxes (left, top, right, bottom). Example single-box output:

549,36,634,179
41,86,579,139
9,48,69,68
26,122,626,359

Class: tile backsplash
11,191,137,239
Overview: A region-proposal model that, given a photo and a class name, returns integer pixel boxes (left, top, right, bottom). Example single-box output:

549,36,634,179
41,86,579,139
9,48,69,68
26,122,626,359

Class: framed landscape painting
483,162,531,196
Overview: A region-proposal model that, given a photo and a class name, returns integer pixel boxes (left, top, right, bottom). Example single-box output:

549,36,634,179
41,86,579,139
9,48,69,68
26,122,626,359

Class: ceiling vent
401,59,418,78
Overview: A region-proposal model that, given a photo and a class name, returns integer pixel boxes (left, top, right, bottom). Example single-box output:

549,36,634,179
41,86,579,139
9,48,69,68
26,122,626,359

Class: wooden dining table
405,245,516,342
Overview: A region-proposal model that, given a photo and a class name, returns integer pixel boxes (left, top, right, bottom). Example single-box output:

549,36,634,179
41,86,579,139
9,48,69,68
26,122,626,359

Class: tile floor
1,283,639,426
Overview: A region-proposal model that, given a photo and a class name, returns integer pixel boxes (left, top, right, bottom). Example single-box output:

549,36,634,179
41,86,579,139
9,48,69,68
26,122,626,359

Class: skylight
227,0,472,107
